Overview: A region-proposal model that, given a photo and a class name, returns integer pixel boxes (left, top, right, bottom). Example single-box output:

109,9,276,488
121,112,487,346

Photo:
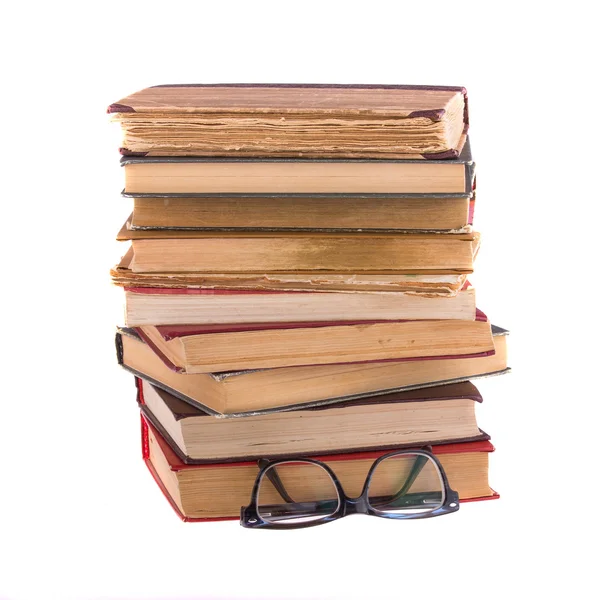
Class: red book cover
140,414,499,523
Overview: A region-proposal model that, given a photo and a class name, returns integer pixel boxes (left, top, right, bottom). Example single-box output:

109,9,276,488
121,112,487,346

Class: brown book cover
127,193,475,233
117,220,480,276
108,84,469,159
111,247,471,294
136,376,491,464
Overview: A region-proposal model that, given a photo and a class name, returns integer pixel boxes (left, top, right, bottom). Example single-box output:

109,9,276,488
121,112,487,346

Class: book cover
109,84,469,160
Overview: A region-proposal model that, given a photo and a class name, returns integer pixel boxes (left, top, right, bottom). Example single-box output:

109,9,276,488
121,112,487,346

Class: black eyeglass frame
241,449,459,529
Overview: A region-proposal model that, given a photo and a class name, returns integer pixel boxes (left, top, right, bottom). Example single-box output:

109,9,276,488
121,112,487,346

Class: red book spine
135,377,146,405
141,414,150,460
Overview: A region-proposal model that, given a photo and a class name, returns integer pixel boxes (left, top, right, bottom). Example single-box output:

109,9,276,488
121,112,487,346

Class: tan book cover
109,84,468,158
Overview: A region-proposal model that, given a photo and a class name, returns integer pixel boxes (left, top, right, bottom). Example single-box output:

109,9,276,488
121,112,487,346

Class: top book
108,84,469,159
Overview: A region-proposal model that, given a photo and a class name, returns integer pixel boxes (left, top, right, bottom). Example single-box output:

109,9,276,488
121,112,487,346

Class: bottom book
141,415,499,522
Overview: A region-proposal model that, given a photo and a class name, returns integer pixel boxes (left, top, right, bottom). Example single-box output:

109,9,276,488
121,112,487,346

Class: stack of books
108,84,509,522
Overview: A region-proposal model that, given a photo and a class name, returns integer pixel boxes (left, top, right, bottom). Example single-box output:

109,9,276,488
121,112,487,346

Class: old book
138,378,490,462
118,223,480,275
108,84,469,159
127,193,475,232
141,416,497,521
134,315,494,373
123,285,477,326
112,247,470,294
116,325,509,415
120,141,473,196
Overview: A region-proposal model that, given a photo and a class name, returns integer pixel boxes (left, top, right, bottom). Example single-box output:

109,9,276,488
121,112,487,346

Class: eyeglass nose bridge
342,495,370,515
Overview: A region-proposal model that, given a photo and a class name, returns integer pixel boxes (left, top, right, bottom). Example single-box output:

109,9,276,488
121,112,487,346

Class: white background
1,2,598,599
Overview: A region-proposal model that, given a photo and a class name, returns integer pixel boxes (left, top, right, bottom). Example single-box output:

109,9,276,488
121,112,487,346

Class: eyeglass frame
240,448,460,529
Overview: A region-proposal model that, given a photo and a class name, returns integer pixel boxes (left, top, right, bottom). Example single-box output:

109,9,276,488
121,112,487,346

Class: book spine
469,177,477,224
115,332,124,365
141,414,150,460
465,163,475,194
141,413,238,522
135,377,146,405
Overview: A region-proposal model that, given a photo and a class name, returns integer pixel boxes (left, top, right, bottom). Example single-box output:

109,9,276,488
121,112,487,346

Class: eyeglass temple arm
258,459,296,504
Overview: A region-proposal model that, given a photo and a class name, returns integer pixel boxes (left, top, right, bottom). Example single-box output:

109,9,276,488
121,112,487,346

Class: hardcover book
141,415,498,522
123,285,477,326
137,377,491,462
133,313,494,372
120,139,474,196
117,221,480,275
127,192,475,233
112,247,471,294
116,325,509,416
108,84,469,159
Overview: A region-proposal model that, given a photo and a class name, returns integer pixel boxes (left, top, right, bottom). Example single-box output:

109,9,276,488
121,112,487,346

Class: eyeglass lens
367,453,445,515
257,461,340,525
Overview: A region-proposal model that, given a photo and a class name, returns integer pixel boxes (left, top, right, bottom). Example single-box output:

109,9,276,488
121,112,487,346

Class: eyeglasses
241,449,459,529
